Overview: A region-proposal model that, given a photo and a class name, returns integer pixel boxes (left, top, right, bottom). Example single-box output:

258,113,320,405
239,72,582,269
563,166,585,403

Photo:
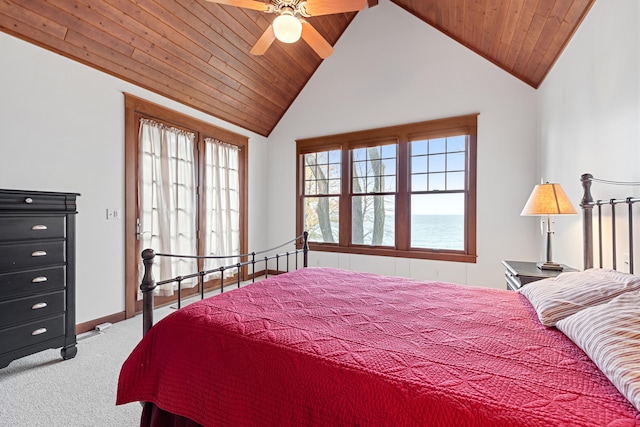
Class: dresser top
0,189,80,197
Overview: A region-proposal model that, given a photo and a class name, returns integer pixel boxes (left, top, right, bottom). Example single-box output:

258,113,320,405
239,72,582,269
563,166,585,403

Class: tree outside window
303,150,340,243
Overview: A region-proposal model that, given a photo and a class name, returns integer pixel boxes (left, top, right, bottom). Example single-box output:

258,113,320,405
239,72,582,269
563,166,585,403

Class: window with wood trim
296,114,477,263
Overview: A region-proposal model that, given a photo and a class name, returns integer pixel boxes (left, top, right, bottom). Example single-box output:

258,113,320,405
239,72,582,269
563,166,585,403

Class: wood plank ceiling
0,0,595,137
392,0,595,90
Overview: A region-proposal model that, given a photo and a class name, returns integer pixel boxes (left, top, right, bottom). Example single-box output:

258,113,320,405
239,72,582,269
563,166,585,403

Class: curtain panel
138,118,198,296
137,120,242,296
204,138,240,278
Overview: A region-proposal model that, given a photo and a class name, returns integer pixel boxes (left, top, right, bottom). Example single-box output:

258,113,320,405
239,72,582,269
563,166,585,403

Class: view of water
410,214,464,250
373,214,464,250
309,213,464,250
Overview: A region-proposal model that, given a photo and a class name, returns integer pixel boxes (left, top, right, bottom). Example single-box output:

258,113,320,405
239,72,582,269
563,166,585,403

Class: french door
124,95,248,318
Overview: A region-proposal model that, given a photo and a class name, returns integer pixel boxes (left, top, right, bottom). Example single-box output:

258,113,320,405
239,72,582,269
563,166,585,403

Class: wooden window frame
296,114,478,263
124,94,248,318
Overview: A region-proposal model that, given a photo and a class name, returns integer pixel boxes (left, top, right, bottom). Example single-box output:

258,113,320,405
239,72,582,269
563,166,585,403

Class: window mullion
340,146,351,248
396,139,409,251
196,135,205,273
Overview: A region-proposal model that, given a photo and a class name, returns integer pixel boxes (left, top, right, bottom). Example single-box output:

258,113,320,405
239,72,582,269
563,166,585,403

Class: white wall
0,33,268,324
0,0,566,327
266,0,539,288
538,0,640,271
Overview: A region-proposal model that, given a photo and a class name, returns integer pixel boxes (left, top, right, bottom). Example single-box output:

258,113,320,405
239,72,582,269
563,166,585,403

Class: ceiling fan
205,0,367,58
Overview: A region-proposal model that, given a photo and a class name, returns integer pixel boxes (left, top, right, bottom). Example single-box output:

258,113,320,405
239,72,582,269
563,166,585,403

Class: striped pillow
556,291,640,411
518,268,640,327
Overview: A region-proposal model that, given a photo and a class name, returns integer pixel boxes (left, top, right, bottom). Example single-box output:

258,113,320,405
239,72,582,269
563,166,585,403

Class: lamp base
537,261,563,271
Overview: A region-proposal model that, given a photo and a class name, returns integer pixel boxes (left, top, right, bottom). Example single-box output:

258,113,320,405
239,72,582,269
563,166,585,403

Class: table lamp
521,182,577,270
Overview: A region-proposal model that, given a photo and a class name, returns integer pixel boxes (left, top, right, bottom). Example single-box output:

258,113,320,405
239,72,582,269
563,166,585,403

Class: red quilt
117,267,640,426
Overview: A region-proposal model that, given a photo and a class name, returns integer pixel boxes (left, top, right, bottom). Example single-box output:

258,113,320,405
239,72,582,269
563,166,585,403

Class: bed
117,173,640,426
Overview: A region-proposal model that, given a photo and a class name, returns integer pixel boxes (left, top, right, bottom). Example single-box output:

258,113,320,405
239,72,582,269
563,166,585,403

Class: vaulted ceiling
0,0,595,137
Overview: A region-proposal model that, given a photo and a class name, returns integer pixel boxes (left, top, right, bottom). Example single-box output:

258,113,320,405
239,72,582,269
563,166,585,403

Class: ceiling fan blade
301,21,333,59
250,25,276,55
205,0,269,12
302,0,367,16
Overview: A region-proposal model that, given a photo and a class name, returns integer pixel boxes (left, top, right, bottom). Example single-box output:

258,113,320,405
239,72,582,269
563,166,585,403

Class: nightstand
502,260,578,291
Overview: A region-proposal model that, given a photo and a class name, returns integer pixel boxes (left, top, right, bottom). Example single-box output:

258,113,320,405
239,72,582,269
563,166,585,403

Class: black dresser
0,189,79,368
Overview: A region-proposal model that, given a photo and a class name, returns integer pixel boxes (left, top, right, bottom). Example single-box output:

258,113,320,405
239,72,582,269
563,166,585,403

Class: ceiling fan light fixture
273,10,302,43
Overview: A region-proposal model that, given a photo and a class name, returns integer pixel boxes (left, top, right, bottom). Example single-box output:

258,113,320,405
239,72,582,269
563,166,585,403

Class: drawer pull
32,302,48,310
31,225,48,231
24,197,33,204
32,276,48,283
31,251,47,257
31,328,47,336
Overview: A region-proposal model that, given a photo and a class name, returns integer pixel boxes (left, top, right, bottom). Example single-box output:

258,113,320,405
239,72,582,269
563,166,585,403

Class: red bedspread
117,267,640,426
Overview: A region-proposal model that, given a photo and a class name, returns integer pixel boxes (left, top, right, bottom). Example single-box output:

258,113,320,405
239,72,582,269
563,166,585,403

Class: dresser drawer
0,191,77,212
0,314,65,355
0,266,65,300
0,241,65,271
0,216,65,242
505,271,521,291
0,291,65,327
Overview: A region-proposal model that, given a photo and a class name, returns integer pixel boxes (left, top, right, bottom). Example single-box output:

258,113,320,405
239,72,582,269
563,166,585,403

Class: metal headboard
581,173,640,272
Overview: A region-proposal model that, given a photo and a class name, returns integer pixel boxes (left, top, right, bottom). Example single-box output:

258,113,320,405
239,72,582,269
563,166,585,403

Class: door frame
124,94,248,319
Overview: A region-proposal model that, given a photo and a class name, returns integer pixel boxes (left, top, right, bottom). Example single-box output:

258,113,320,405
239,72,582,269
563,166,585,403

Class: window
351,143,397,246
296,114,477,263
302,150,341,243
410,136,466,251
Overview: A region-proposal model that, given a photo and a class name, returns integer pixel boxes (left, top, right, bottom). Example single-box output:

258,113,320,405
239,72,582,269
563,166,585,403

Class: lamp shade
273,12,302,43
521,183,577,216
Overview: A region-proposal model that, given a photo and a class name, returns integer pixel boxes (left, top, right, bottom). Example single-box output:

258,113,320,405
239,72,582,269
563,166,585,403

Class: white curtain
138,118,197,296
204,138,240,277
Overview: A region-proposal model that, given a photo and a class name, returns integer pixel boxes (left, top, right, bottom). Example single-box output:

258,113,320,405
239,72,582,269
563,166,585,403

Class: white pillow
556,290,640,411
518,268,640,326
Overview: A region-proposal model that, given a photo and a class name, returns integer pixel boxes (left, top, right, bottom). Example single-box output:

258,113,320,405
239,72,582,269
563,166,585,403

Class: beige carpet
0,277,261,426
0,305,174,427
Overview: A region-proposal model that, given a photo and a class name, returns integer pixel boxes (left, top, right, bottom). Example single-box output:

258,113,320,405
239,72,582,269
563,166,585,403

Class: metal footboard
140,232,309,336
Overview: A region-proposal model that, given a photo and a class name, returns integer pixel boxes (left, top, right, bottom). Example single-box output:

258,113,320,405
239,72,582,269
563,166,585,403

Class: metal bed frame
136,172,640,337
581,173,640,272
139,232,309,335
